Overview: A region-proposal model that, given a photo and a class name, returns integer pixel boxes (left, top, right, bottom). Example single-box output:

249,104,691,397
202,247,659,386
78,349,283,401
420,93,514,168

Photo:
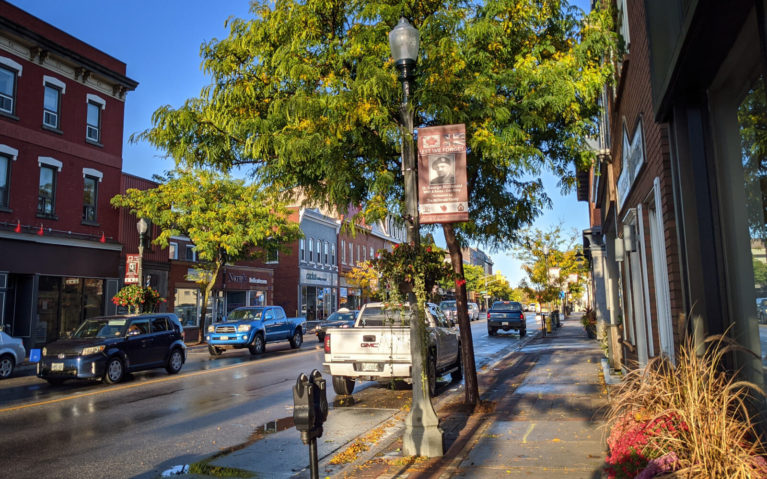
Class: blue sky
9,0,591,287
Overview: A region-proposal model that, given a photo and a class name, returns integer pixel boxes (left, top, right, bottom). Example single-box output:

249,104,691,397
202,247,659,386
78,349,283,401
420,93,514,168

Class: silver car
468,302,480,321
0,327,26,379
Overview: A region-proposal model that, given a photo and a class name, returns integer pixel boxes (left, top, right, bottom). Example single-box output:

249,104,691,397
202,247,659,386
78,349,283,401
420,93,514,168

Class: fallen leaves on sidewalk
329,419,397,465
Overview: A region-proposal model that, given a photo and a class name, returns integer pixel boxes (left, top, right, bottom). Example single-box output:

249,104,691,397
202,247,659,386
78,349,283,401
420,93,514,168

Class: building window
266,248,279,264
0,153,11,208
324,241,329,264
85,94,105,144
82,176,98,223
316,239,321,264
331,244,336,266
349,242,354,265
169,242,178,260
300,238,305,261
357,245,361,264
341,240,346,264
37,165,56,216
370,247,374,260
42,76,66,129
309,238,314,262
0,58,22,115
185,245,196,261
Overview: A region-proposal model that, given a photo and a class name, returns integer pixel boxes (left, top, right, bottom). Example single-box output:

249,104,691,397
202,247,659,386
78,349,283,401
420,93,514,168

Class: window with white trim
331,244,336,266
169,242,178,260
0,153,10,208
341,239,346,264
43,76,66,129
349,242,354,265
266,248,279,264
300,238,305,261
82,175,98,223
38,165,56,216
316,239,321,263
85,95,105,143
0,58,21,115
324,241,329,264
309,238,314,262
185,245,196,262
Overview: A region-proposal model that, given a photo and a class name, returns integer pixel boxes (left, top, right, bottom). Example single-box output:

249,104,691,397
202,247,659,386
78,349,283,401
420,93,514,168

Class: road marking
0,348,319,414
522,423,536,443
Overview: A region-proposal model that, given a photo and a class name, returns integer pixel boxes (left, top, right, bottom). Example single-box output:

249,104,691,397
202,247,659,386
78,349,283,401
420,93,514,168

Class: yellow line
0,348,318,414
522,423,536,443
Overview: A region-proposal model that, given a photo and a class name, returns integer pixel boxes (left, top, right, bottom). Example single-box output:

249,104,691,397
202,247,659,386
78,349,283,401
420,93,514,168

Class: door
123,319,153,368
149,316,173,364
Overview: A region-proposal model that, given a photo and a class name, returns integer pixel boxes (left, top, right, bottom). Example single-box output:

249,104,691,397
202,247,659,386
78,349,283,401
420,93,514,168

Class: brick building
0,2,136,347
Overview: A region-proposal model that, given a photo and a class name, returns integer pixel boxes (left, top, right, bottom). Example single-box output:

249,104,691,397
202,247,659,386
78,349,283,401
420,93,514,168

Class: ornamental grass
604,333,767,478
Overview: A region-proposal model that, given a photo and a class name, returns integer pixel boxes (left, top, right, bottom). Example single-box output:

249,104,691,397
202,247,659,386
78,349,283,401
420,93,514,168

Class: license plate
51,362,64,371
502,322,509,326
219,336,229,340
360,363,378,372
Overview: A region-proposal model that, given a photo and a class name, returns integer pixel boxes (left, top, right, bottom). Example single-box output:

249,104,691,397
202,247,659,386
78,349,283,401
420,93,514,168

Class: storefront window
36,276,105,343
174,288,199,327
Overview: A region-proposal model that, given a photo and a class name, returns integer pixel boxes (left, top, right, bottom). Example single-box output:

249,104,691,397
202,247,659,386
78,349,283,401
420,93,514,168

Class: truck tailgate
326,327,410,363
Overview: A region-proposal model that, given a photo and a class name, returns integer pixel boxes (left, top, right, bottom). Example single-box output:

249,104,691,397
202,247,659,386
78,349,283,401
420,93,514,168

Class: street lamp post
136,218,148,288
389,17,443,458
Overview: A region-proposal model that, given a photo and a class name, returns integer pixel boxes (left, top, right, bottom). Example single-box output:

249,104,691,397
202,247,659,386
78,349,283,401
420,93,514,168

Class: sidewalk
166,315,612,478
336,314,611,478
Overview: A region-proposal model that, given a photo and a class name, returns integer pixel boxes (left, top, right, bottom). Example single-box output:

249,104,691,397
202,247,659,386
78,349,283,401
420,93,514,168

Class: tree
111,168,301,341
512,226,589,310
346,260,381,303
133,0,616,408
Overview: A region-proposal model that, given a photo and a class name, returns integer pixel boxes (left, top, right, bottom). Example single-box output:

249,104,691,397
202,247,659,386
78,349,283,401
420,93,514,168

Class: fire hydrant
545,314,553,333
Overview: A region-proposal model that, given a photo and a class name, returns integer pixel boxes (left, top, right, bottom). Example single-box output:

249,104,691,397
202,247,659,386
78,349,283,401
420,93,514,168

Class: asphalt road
0,313,538,479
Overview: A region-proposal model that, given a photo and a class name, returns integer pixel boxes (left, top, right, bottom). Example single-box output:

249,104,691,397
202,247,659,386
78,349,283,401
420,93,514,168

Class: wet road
0,314,537,479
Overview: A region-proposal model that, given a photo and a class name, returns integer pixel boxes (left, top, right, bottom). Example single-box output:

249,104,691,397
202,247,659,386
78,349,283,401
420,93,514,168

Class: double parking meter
293,369,328,445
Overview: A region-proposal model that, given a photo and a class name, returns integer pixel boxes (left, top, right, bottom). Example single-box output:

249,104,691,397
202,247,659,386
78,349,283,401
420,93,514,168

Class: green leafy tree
133,0,615,407
346,260,381,303
111,168,301,341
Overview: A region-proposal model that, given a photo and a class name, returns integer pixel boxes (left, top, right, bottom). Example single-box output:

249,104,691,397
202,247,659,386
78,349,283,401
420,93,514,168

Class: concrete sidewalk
337,314,611,478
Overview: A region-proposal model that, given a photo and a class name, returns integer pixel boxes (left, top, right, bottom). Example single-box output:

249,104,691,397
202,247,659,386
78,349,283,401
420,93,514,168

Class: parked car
487,301,526,337
315,309,359,342
468,302,480,321
206,306,306,357
323,302,461,396
0,326,25,379
527,303,538,312
37,314,187,385
757,298,767,324
439,300,457,323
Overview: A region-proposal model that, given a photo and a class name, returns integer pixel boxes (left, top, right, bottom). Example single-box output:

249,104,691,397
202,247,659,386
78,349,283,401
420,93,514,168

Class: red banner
417,124,469,224
125,254,140,284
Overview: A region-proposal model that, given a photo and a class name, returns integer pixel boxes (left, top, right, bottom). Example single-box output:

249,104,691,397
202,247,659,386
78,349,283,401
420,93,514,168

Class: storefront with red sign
222,266,274,314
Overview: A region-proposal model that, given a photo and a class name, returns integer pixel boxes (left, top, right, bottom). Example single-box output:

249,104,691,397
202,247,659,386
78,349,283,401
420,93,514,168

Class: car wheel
166,348,184,374
451,349,463,382
104,357,124,384
45,378,65,386
0,354,14,379
520,328,527,338
289,329,303,349
427,354,437,397
488,327,496,336
208,345,224,357
249,333,265,355
332,375,355,395
317,332,325,342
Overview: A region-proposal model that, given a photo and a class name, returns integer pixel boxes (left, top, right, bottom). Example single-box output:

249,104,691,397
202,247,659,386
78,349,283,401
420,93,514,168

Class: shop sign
226,269,269,288
300,268,337,286
417,124,469,224
617,121,645,210
125,254,140,284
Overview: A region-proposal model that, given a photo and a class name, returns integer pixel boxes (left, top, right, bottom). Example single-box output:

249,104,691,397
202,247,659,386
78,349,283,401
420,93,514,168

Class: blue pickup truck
206,306,306,357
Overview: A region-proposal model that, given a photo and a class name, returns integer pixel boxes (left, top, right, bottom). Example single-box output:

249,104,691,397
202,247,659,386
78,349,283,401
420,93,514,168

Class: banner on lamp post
125,254,140,284
417,124,469,224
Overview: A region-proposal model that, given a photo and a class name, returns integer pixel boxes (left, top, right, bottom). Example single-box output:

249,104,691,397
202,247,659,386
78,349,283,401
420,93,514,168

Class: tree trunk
443,224,479,408
197,261,223,344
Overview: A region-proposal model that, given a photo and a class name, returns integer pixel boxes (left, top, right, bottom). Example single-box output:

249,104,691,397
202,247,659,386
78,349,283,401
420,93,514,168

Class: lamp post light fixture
136,218,148,288
389,17,444,458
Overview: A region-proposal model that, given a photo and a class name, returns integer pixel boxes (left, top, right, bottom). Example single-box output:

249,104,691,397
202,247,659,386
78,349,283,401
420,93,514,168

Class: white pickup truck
322,302,462,396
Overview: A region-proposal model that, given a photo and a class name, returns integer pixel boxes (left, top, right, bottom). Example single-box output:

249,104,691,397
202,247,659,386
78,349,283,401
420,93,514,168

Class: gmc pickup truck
322,302,461,396
487,300,526,337
206,306,306,357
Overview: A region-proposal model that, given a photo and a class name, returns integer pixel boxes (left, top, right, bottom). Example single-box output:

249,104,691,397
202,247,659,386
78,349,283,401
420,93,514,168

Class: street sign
560,291,565,299
125,254,140,284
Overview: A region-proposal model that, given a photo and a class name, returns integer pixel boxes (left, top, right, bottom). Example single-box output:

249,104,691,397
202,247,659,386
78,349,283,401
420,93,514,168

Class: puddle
161,465,189,476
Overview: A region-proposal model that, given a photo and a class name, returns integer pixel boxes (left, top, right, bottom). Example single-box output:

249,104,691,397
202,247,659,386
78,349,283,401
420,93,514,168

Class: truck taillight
324,334,331,353
487,312,491,320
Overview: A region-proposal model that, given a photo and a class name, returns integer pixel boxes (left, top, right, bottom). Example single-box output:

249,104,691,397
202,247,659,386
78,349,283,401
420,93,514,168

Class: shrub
581,306,597,338
604,334,767,478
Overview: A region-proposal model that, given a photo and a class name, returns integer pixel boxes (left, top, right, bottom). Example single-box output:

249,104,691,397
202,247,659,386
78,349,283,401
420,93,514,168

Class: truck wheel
427,354,437,397
451,349,463,382
249,333,265,355
519,328,526,338
289,329,303,349
208,345,224,357
488,327,496,336
332,375,355,395
316,332,325,342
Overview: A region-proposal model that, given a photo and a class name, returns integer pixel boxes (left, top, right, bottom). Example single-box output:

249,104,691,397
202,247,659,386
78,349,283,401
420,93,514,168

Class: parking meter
310,369,328,426
293,373,316,444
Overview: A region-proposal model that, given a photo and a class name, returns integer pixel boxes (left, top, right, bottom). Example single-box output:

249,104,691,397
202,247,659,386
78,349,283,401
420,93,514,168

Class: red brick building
0,2,137,347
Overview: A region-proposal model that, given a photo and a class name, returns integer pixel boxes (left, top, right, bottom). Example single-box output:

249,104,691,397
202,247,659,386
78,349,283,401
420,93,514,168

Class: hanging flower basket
112,285,166,314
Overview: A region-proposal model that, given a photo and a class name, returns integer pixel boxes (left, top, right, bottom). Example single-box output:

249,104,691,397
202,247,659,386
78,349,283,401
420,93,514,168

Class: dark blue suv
38,314,187,385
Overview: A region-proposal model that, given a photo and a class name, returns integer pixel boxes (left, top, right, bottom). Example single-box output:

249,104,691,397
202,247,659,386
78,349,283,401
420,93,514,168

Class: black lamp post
389,17,443,458
136,218,148,288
